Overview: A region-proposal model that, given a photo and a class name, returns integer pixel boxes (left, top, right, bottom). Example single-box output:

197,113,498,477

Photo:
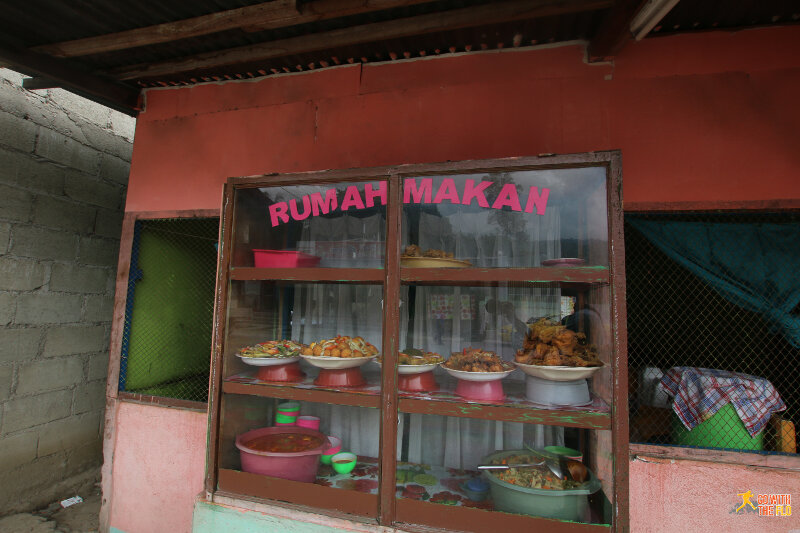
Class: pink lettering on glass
269,202,290,227
404,178,433,203
461,179,492,207
433,178,461,204
340,185,366,211
524,186,550,215
364,182,387,208
491,183,522,211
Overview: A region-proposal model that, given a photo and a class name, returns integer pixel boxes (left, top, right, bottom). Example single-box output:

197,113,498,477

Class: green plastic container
672,403,763,450
482,450,601,523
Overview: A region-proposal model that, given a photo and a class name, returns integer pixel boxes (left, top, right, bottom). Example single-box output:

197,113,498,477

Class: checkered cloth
658,367,786,437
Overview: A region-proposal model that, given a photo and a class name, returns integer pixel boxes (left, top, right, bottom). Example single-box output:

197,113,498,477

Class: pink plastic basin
253,250,321,268
236,426,331,482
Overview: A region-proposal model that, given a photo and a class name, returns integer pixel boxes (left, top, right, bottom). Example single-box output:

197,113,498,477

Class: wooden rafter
112,0,612,81
0,43,139,115
587,0,649,61
32,0,438,58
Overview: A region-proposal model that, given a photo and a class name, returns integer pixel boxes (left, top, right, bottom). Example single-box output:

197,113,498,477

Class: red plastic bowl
253,250,321,268
236,426,331,482
313,367,366,387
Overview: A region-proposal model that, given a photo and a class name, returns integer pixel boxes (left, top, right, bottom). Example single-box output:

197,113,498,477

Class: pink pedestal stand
398,371,437,392
256,362,305,383
314,367,366,387
455,379,505,401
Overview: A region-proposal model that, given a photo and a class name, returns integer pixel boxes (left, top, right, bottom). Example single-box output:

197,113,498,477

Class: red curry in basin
236,426,331,483
243,433,325,453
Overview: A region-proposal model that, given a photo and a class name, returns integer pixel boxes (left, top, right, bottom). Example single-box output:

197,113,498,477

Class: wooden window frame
107,209,220,411
206,152,629,531
624,202,800,472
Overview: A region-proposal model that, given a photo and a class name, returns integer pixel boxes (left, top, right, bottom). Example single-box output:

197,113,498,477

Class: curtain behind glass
292,210,564,464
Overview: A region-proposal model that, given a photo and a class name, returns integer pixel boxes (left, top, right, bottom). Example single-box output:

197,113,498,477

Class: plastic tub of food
236,426,331,482
253,250,321,268
482,450,601,522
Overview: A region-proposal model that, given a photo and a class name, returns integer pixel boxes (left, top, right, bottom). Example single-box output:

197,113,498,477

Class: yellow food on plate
301,336,379,358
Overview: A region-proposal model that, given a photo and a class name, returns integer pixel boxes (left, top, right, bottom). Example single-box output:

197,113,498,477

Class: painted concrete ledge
195,495,397,533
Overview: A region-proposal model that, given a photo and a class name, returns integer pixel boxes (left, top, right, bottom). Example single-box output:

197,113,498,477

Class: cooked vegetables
238,340,304,358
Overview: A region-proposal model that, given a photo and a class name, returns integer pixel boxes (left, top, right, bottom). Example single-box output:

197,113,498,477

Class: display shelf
223,370,609,429
223,374,381,408
400,266,609,286
230,267,385,283
217,468,377,518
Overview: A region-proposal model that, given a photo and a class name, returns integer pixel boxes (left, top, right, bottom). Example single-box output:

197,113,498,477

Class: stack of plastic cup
296,416,320,430
275,401,300,426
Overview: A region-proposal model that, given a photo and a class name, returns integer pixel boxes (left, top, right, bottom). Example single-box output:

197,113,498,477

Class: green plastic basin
482,450,601,522
672,403,763,450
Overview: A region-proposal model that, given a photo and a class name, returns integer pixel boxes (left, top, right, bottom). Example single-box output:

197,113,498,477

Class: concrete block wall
0,69,134,515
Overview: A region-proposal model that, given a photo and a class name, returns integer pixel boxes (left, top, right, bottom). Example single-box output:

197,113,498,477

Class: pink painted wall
110,24,800,533
108,402,207,533
125,25,800,213
630,456,800,532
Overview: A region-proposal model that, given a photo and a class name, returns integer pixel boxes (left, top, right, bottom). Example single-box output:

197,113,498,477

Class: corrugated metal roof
0,0,795,114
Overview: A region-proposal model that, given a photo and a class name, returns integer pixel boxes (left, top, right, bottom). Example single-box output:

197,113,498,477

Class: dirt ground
0,477,101,533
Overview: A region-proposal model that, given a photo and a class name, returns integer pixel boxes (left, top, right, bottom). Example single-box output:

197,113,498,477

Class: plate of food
515,362,603,381
236,340,304,366
300,335,379,369
440,348,516,382
541,258,586,267
513,317,603,380
401,245,471,268
376,348,444,374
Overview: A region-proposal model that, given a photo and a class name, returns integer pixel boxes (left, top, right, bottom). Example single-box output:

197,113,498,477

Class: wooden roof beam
587,0,648,62
0,42,140,115
113,0,612,81
588,0,680,61
32,0,438,58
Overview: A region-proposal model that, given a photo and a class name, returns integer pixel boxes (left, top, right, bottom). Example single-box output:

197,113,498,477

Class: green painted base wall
193,500,359,533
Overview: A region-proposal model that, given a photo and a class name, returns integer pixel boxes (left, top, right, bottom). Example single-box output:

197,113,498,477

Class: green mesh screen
119,218,219,403
626,212,798,455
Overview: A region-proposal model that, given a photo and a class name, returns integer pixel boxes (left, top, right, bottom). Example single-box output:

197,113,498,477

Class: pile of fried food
300,335,379,358
443,347,515,372
514,318,603,367
402,244,454,258
237,340,305,358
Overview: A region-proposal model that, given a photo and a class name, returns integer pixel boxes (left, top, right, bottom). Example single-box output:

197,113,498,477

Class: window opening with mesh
119,218,219,403
626,212,798,456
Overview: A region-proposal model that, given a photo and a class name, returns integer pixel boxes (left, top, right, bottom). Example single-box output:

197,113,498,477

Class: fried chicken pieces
514,318,603,367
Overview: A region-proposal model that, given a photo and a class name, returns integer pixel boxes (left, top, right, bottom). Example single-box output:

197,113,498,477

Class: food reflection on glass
442,348,515,373
237,340,305,358
377,348,444,365
514,318,603,367
401,245,472,266
300,335,379,358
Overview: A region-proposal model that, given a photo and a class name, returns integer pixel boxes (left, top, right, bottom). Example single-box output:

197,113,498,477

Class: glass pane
395,413,611,525
398,283,611,409
218,395,381,494
401,167,608,268
224,281,383,390
231,182,387,268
